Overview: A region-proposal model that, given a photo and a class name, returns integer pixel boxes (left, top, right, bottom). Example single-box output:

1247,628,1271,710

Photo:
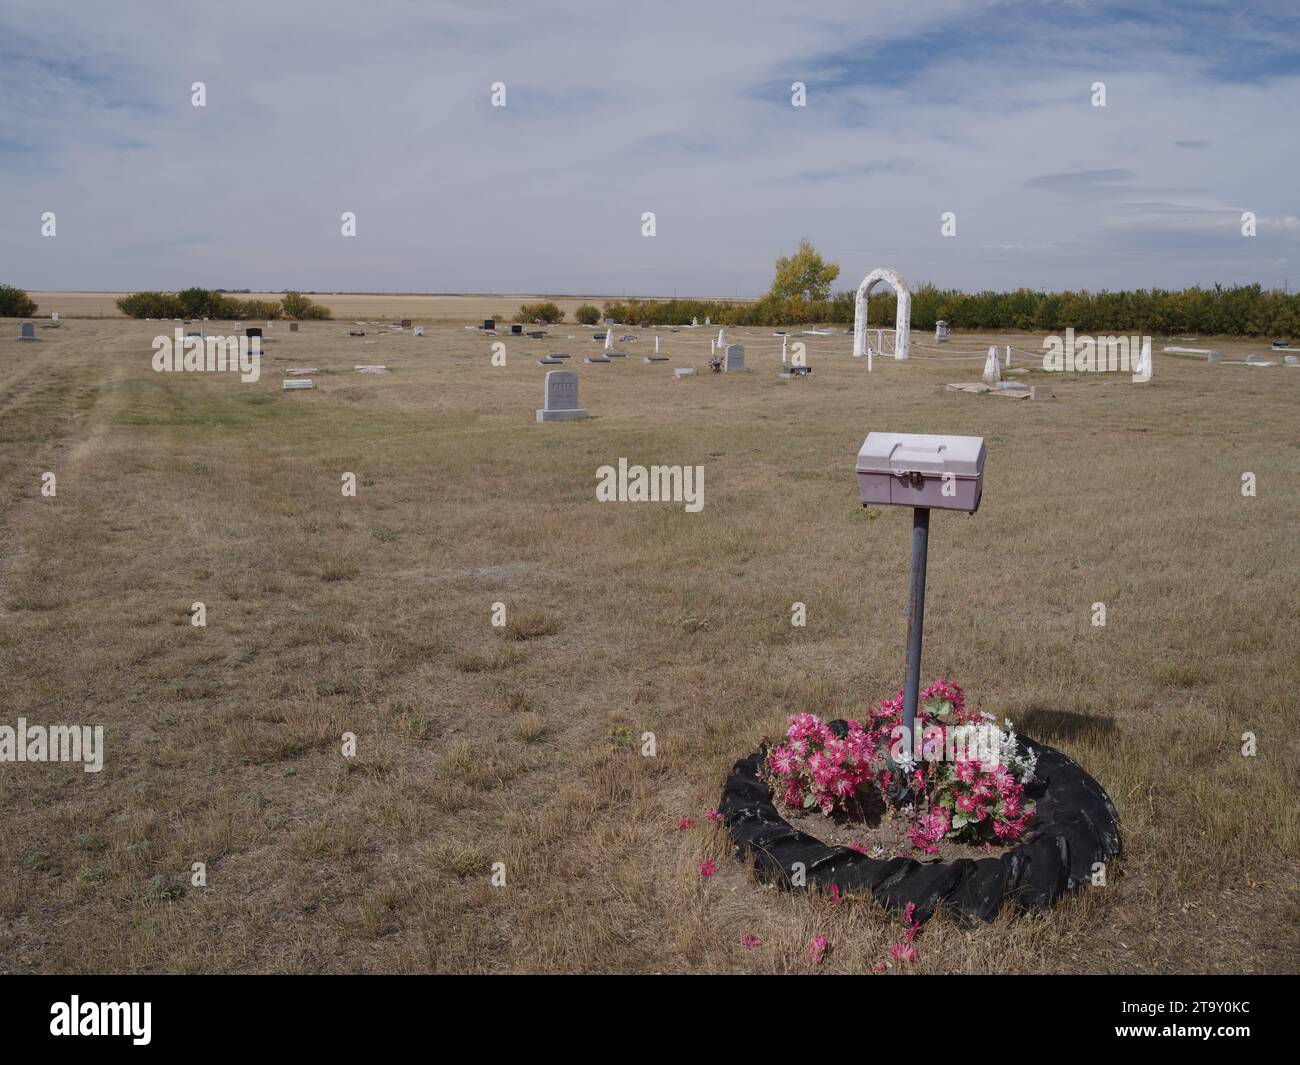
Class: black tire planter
718,727,1120,924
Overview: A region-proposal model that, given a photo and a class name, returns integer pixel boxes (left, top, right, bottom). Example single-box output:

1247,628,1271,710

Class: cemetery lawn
1,317,1296,974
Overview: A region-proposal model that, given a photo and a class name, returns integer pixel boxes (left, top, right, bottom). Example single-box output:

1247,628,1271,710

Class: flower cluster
765,681,1038,852
766,713,884,816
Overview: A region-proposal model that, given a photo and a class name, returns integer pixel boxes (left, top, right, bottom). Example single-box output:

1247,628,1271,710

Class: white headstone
724,344,745,372
536,370,587,421
283,379,315,390
1134,338,1153,377
414,325,425,336
51,312,59,322
1284,355,1299,366
982,346,1001,385
673,367,695,378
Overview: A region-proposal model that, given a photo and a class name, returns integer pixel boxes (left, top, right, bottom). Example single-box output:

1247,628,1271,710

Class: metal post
901,506,930,780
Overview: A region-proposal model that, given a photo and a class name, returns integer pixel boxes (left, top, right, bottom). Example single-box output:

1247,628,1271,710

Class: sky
2,0,1298,297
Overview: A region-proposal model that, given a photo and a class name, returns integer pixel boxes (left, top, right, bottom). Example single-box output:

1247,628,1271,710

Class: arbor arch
852,267,912,362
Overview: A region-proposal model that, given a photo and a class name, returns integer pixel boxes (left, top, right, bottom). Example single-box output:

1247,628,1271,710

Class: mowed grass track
0,317,1296,973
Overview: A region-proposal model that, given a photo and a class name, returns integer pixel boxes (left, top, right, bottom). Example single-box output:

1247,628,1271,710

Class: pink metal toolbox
855,432,986,513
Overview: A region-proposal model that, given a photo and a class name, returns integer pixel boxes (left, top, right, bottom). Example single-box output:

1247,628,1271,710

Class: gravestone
584,356,611,364
511,324,523,335
483,319,495,330
1285,355,1299,366
414,325,425,336
283,379,315,390
18,321,37,341
549,353,570,359
285,367,318,375
673,367,695,378
536,370,587,422
724,344,745,372
356,365,390,374
349,330,366,337
401,318,412,328
982,346,1001,386
1207,352,1221,364
246,327,262,340
538,357,563,365
1246,354,1274,366
51,312,59,322
644,355,669,362
289,322,300,332
527,331,545,339
606,350,626,358
594,333,606,342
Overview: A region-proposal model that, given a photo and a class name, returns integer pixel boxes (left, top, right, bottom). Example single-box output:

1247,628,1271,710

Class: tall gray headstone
19,321,36,340
536,370,587,421
724,344,745,372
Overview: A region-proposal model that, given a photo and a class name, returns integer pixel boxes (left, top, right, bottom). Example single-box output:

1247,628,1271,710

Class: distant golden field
0,316,1296,973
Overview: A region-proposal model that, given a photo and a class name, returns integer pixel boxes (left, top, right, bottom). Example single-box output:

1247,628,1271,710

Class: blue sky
1,0,1297,295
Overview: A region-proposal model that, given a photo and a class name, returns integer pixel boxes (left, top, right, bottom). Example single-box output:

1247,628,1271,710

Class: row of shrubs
7,282,1297,337
591,284,1300,337
115,289,333,320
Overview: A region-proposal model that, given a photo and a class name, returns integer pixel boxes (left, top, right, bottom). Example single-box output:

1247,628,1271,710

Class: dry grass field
0,314,1296,974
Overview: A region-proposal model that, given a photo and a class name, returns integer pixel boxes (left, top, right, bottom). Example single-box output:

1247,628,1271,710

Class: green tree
281,292,332,319
516,301,564,324
0,284,38,318
574,304,600,325
769,239,840,301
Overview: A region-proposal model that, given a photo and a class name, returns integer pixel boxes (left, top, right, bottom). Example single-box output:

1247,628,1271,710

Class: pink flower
678,817,696,830
872,960,887,973
808,935,829,965
889,942,917,963
829,885,842,906
698,860,717,877
706,808,722,824
740,934,762,950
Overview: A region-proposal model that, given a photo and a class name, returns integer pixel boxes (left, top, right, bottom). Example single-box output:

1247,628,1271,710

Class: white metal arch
852,267,912,365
